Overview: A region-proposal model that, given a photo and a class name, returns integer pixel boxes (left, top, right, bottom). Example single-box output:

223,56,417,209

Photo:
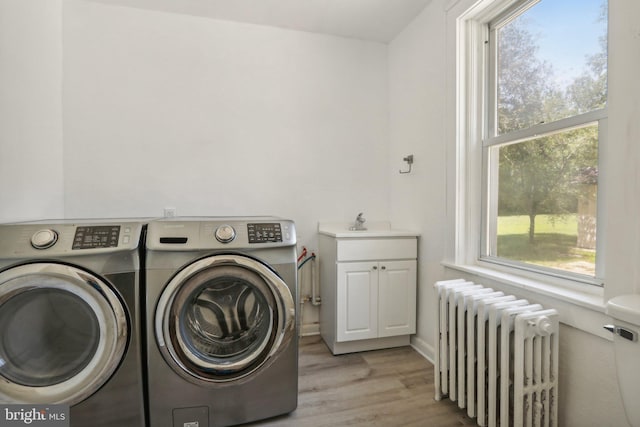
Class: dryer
0,219,146,427
145,217,298,427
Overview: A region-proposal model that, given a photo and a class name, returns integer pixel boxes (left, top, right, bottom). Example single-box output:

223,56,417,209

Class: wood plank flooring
245,335,475,427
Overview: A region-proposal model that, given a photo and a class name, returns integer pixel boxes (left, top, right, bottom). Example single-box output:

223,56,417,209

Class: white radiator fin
434,279,559,427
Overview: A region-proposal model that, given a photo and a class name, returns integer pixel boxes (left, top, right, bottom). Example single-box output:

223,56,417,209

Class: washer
145,217,298,427
0,219,146,427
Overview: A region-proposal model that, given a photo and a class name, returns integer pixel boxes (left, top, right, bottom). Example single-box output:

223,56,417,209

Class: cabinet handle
381,266,386,270
373,266,377,270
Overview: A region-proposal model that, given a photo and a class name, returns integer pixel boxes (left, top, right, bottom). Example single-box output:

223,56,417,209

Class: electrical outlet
163,207,176,218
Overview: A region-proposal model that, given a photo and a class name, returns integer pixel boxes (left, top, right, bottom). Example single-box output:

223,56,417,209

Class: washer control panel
72,225,121,250
247,223,282,243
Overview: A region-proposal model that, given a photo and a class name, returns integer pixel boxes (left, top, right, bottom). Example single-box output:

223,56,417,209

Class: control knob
31,229,58,249
215,225,236,243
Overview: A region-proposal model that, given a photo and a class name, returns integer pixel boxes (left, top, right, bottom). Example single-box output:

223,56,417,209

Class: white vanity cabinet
337,259,416,341
318,223,419,355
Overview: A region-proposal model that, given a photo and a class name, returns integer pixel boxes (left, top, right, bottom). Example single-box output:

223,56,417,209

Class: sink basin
318,222,420,238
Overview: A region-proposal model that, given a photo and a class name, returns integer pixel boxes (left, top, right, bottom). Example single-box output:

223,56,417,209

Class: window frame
456,0,607,287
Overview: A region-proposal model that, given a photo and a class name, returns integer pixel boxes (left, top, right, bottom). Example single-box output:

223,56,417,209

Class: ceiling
87,0,432,43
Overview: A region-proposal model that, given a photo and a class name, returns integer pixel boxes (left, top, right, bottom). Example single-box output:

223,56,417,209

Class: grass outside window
496,214,595,276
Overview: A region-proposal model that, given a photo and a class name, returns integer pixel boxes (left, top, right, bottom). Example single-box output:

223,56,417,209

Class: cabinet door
336,262,378,342
378,260,417,337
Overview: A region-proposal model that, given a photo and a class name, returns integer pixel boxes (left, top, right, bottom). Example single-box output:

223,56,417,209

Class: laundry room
2,0,640,426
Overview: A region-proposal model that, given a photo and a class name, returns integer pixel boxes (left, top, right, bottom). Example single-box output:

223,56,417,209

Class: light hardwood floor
245,335,475,427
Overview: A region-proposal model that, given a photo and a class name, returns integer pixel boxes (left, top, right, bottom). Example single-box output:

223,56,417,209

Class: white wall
388,0,639,425
388,1,447,357
62,0,390,252
603,0,640,299
558,325,626,427
3,0,639,423
0,0,64,222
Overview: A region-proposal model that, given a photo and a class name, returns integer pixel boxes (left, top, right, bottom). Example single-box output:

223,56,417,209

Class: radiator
434,279,559,427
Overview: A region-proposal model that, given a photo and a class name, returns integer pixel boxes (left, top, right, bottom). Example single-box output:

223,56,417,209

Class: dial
31,229,58,249
215,225,236,243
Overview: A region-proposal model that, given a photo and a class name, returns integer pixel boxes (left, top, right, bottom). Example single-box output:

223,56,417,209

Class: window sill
441,261,612,340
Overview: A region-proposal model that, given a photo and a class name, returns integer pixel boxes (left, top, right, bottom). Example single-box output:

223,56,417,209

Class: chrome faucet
349,213,367,231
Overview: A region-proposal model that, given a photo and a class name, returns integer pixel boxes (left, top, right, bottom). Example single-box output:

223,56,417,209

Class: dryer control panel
147,217,296,250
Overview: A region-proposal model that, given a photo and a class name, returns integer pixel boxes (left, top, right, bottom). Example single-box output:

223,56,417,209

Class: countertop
318,222,420,238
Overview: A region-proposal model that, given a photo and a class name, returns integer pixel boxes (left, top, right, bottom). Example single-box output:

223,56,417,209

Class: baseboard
410,335,435,364
300,323,320,337
327,335,410,355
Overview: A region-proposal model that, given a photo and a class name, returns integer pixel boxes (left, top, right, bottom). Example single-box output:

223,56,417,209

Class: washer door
0,263,128,405
156,254,295,384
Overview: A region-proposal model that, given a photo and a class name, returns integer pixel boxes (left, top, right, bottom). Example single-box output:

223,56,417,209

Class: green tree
496,22,559,133
495,14,603,244
566,4,608,113
498,130,597,243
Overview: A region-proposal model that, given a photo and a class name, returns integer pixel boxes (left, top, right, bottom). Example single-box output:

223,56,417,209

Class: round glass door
0,263,128,405
156,254,295,383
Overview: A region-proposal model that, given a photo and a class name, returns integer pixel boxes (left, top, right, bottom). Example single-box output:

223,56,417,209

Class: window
478,0,608,282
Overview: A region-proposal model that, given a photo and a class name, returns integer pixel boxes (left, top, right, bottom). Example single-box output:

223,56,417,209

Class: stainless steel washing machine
0,219,146,427
145,217,298,427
